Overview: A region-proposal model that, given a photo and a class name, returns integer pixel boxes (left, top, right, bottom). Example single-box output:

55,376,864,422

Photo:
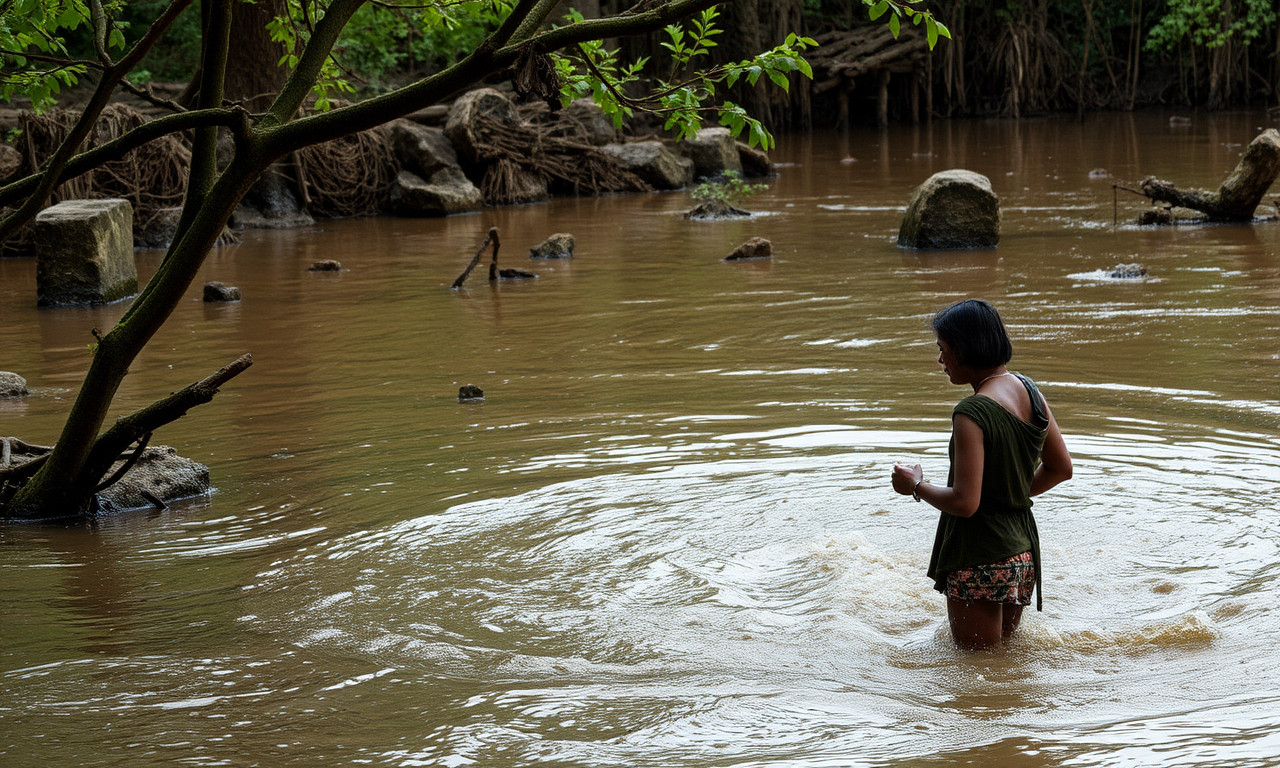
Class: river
2,109,1279,766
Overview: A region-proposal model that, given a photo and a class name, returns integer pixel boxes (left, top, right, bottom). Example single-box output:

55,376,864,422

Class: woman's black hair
931,299,1013,369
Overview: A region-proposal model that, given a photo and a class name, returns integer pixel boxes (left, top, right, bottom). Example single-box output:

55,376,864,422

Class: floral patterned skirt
944,550,1035,605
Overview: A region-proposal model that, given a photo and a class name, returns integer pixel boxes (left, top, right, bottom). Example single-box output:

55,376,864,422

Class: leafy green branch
553,8,818,151
865,0,952,48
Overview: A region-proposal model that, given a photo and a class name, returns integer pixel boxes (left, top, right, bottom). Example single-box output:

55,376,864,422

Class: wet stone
34,198,137,306
530,233,575,259
203,282,242,302
724,237,772,261
0,371,28,398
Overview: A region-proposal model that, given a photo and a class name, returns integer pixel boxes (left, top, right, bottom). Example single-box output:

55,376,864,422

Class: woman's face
937,338,965,384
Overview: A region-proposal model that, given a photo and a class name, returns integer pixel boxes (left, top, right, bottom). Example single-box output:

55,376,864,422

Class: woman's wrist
912,479,924,502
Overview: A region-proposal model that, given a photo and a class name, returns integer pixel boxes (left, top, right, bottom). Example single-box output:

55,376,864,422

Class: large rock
564,98,619,145
135,206,184,249
600,141,694,190
389,120,460,179
0,143,21,182
231,169,314,230
388,168,483,217
445,88,519,164
96,445,211,512
737,141,773,178
898,169,1001,249
682,127,742,179
0,371,28,398
34,198,137,306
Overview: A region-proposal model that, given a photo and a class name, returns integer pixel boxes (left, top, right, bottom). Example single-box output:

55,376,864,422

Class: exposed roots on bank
472,115,649,205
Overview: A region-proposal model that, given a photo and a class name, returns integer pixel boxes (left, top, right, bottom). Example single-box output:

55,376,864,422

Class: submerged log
1139,129,1280,222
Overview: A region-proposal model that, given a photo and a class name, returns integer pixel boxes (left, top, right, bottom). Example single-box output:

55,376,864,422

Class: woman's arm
1030,405,1072,496
892,414,985,517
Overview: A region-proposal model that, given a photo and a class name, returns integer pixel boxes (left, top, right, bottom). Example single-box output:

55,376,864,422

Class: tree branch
0,48,102,69
509,0,564,44
81,354,254,487
0,108,241,210
89,0,116,66
262,0,367,127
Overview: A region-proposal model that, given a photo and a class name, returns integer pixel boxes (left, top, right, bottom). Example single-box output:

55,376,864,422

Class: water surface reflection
2,110,1279,766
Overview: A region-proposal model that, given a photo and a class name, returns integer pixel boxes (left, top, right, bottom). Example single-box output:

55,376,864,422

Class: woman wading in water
892,299,1073,650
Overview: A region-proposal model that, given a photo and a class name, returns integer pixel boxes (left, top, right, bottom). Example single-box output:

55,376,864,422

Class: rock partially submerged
458,384,485,402
96,446,211,512
1107,263,1148,279
724,237,772,261
529,233,574,259
898,169,1001,249
682,127,743,180
600,141,694,190
35,198,138,306
0,372,28,398
308,260,342,272
388,168,484,217
203,281,242,302
1,442,211,515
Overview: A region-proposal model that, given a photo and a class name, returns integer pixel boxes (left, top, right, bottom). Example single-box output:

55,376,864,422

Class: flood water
2,110,1280,767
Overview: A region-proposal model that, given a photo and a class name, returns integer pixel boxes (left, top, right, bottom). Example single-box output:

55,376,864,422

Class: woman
892,299,1072,650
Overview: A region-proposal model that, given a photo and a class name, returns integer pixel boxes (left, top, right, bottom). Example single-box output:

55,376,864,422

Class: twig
452,227,499,289
94,431,152,493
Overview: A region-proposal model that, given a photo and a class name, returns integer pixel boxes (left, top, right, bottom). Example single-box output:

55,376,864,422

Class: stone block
35,198,137,306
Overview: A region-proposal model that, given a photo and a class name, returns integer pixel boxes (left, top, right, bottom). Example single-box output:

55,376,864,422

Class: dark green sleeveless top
926,374,1049,610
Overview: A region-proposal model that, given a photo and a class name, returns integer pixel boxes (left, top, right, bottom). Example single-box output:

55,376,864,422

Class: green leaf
869,1,890,21
888,13,900,37
767,68,789,91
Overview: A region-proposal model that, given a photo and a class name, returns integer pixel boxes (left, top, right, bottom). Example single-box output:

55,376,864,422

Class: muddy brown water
2,110,1279,766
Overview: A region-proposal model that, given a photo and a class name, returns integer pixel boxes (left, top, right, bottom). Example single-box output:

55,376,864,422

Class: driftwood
1139,129,1280,222
452,227,499,289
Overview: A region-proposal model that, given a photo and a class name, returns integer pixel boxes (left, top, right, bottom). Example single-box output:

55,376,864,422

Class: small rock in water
1107,263,1148,279
458,384,485,402
496,268,537,280
1137,209,1174,226
723,237,772,261
308,260,342,272
202,281,241,302
1088,168,1110,179
0,371,29,398
529,233,575,259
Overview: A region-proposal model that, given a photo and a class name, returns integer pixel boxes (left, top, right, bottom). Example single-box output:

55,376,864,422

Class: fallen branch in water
1137,129,1280,222
452,227,499,289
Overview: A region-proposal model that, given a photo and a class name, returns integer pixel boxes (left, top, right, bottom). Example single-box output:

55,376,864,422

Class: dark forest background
43,0,1280,130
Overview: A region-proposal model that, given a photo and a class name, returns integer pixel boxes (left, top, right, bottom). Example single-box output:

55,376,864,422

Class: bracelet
912,480,923,502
